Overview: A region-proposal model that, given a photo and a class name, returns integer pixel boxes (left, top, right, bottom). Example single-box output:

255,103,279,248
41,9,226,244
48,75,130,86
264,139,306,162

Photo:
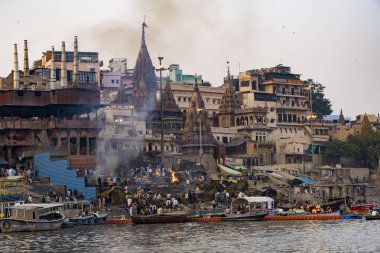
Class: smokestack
23,40,29,87
13,44,20,90
73,36,78,86
61,41,67,87
50,46,56,90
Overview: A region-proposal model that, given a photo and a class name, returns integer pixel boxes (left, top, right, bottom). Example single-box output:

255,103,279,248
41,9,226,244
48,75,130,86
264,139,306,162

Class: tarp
300,178,315,185
217,164,243,176
290,177,315,186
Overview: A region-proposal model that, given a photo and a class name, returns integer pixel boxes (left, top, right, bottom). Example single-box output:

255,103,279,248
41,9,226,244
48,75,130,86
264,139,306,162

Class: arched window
236,118,240,126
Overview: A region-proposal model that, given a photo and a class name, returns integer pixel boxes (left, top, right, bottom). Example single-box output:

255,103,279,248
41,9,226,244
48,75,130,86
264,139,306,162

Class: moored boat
351,204,375,214
0,203,65,233
221,196,272,221
69,212,108,225
131,214,187,224
365,215,380,220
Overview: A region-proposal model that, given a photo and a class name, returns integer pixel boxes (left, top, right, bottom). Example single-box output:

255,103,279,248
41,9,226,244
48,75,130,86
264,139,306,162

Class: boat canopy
217,164,243,176
19,203,64,209
232,197,274,209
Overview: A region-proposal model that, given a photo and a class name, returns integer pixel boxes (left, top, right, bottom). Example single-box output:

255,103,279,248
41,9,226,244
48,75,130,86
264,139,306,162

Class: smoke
77,0,258,85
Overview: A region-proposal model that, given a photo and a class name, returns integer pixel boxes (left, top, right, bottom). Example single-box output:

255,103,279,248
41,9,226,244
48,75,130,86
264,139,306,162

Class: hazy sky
0,0,379,118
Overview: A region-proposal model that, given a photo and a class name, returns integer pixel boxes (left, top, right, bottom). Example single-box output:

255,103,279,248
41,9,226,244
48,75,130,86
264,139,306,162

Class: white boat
222,196,273,221
0,203,65,233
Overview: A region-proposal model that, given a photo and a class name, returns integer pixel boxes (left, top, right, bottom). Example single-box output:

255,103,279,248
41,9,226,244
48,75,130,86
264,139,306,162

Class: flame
169,168,179,184
155,169,161,177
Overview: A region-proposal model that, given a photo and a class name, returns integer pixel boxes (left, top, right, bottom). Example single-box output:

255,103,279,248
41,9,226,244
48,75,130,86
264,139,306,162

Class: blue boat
340,214,364,219
69,212,108,225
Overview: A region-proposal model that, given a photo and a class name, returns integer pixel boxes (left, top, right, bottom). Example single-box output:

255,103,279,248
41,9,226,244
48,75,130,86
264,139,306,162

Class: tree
306,79,333,117
324,132,380,168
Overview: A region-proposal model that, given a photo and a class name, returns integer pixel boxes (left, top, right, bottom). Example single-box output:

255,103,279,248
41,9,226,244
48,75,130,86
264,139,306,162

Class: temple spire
338,109,345,125
142,16,148,47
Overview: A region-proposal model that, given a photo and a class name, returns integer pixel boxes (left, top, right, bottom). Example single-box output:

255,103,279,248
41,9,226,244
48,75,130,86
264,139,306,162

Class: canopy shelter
290,177,315,186
231,197,274,213
217,164,243,176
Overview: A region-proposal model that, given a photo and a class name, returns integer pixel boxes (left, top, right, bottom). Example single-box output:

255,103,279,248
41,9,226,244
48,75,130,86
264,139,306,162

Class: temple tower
218,62,241,127
132,21,157,109
180,79,216,155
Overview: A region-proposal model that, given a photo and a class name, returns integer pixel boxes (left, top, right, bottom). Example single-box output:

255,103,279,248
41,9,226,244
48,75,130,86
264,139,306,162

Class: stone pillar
77,137,80,156
87,137,90,155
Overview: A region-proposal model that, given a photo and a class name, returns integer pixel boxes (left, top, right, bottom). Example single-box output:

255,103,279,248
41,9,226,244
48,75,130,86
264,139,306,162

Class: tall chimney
23,40,29,87
50,46,56,90
13,44,20,90
60,41,67,87
73,36,78,86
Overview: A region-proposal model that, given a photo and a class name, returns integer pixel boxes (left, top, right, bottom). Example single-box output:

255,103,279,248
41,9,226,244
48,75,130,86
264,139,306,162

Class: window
116,80,119,84
222,136,228,143
251,80,257,90
178,97,181,102
111,79,115,84
241,81,249,87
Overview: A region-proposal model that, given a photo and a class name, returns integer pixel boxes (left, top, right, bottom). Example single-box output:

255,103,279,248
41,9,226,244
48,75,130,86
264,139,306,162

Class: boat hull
222,213,268,221
69,213,108,225
365,215,380,220
131,214,187,224
0,218,64,233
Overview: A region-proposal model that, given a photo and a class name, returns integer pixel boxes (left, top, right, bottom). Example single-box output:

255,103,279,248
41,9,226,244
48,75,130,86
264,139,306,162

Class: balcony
276,91,309,98
50,119,100,129
277,101,310,110
0,119,50,130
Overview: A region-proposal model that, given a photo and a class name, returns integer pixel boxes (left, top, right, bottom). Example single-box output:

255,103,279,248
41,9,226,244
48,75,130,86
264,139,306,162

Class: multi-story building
168,64,203,85
0,38,101,174
171,83,225,116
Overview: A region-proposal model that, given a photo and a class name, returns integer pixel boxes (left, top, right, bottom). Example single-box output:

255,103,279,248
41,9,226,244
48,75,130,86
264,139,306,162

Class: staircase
34,153,96,203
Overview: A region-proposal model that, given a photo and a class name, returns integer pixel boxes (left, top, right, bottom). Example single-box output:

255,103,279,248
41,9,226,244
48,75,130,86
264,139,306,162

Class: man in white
371,210,379,216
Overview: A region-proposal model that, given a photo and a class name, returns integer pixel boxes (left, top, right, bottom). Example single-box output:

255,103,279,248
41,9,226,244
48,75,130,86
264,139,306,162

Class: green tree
306,79,333,117
325,132,380,168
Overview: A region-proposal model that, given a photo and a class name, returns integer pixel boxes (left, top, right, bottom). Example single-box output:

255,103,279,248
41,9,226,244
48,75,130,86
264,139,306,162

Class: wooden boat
365,215,380,220
131,214,187,224
187,209,226,218
222,212,267,221
0,203,65,233
221,197,272,221
351,204,375,214
69,212,108,225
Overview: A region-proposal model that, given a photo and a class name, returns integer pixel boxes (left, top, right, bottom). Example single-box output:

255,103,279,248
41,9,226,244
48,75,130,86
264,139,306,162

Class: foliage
324,132,380,168
306,79,333,117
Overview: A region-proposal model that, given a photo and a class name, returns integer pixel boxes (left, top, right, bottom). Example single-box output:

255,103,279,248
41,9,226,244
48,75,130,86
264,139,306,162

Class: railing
0,118,100,130
276,91,309,97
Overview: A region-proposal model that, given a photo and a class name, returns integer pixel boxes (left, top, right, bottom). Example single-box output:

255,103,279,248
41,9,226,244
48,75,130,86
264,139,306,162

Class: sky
0,0,379,118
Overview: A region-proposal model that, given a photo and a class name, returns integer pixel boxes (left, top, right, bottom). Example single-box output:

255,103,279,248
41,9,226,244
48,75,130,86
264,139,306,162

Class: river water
1,219,379,253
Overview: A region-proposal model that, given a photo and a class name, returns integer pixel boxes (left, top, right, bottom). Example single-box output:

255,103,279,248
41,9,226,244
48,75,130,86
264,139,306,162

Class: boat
131,214,187,224
0,203,65,233
187,209,226,218
69,212,108,225
221,196,272,221
351,204,375,214
365,215,380,220
341,214,364,219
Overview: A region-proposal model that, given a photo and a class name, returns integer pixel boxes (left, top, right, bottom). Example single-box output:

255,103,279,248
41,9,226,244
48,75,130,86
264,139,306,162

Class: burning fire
169,168,179,184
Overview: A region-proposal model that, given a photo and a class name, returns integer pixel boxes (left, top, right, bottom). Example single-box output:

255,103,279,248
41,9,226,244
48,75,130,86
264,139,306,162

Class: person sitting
312,208,317,214
316,204,321,214
371,210,379,216
327,206,333,213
